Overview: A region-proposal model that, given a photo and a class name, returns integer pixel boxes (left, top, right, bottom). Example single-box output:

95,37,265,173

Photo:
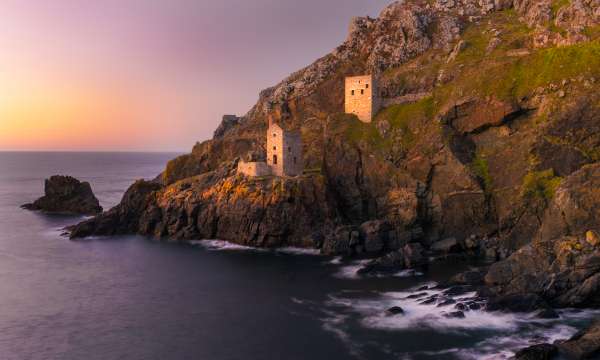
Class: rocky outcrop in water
22,175,102,216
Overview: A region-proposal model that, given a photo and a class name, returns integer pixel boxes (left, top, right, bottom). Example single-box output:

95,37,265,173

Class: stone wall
282,131,303,176
266,123,303,177
267,123,285,176
345,75,380,123
237,161,271,177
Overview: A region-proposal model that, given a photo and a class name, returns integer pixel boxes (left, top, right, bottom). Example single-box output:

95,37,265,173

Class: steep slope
71,0,600,272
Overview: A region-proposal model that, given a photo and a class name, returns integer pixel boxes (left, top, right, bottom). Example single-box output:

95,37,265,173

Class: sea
0,151,596,360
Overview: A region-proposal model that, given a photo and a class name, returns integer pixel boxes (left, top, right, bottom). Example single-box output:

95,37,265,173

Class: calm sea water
0,152,596,360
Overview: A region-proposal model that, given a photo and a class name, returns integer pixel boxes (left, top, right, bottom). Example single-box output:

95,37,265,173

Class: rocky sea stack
22,175,102,216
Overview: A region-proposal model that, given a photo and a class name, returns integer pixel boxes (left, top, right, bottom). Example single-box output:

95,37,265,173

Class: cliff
70,0,600,305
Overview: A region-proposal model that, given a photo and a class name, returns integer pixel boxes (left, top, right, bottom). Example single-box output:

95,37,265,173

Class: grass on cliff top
436,39,600,103
432,5,599,104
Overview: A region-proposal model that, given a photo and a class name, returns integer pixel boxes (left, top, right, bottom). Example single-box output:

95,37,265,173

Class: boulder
322,226,357,255
386,306,405,315
586,230,600,247
450,269,486,285
443,311,465,319
486,293,552,313
403,243,425,268
514,344,558,360
557,320,600,359
431,237,461,253
359,220,392,253
22,175,102,216
357,242,424,275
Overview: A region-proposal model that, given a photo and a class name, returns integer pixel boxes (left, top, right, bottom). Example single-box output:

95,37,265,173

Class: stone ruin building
345,74,380,123
237,121,303,177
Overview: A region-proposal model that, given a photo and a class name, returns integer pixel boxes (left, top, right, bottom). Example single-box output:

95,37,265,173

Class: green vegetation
499,40,600,98
551,0,570,16
470,153,493,194
436,39,600,103
373,96,436,149
578,146,600,162
344,115,385,147
303,167,322,175
521,169,563,201
583,25,600,39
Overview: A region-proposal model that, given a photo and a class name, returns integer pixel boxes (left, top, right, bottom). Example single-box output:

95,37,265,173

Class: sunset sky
0,0,390,152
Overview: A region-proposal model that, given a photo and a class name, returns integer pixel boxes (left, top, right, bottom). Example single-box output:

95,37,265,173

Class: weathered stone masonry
237,122,303,177
345,75,380,123
266,123,303,177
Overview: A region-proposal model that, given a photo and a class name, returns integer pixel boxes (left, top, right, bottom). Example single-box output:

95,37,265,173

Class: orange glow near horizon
0,0,390,152
0,66,187,152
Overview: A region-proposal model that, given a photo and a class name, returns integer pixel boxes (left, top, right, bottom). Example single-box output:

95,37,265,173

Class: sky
0,0,391,152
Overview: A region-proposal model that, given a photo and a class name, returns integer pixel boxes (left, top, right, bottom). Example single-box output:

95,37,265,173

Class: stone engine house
266,123,303,177
344,75,380,123
237,122,303,177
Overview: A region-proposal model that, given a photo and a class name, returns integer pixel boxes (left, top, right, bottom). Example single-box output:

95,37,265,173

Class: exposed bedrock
22,175,102,216
486,163,600,308
68,0,600,307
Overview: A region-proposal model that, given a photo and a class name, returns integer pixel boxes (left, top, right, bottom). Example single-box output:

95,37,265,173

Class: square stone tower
266,123,303,177
345,75,380,123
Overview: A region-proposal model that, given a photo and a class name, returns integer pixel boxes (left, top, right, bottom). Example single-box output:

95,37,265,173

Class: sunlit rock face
71,0,600,309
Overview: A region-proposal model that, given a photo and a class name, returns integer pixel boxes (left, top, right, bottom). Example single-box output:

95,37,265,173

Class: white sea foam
321,283,600,359
327,288,521,332
333,260,424,279
188,240,261,252
329,256,343,265
333,259,371,279
275,247,321,256
189,240,322,255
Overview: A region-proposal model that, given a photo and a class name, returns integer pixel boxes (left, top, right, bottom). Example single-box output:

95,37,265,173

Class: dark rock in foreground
514,343,558,360
515,319,600,359
386,306,405,315
357,243,425,275
69,179,161,239
557,320,600,359
22,175,102,216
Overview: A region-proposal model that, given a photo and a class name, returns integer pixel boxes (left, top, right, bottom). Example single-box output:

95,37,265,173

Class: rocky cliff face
486,163,600,307
22,175,102,215
70,0,600,303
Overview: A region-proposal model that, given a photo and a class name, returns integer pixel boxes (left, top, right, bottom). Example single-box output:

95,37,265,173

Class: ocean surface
0,151,596,360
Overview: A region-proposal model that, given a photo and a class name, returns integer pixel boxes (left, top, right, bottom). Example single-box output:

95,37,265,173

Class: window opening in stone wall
351,90,354,96
361,89,364,95
273,155,278,165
